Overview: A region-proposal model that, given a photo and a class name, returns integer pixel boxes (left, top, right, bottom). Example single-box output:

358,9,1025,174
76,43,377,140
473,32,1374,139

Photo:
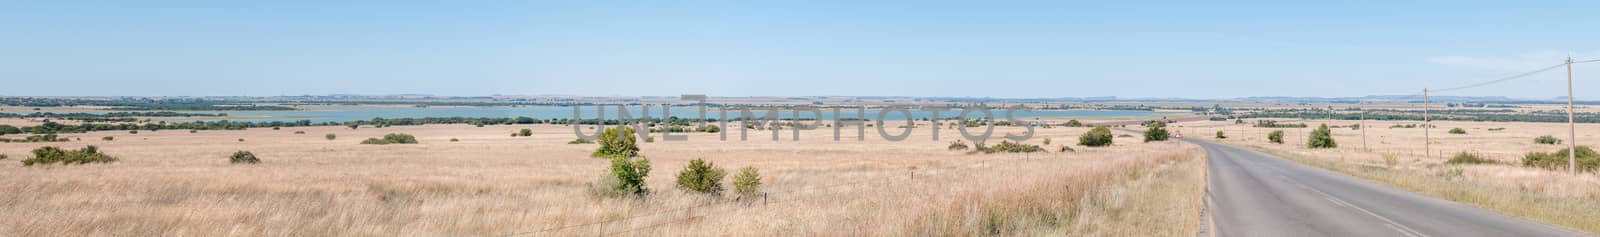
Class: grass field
0,122,1202,236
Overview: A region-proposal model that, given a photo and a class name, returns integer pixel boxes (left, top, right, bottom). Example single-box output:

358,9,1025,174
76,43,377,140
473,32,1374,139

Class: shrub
518,128,533,137
450,138,460,142
361,133,418,145
675,158,727,195
1042,137,1052,145
0,124,21,135
190,130,198,133
229,150,260,164
1,134,70,143
1487,128,1506,131
732,166,762,197
1446,152,1496,165
1306,124,1337,148
1059,145,1075,152
593,127,640,158
1535,135,1561,145
325,133,337,140
22,146,118,166
1143,122,1169,142
593,156,651,197
1268,130,1284,144
568,138,593,144
294,131,306,134
975,140,1045,154
1079,126,1114,147
102,136,114,141
1215,131,1227,139
0,154,7,161
702,125,721,133
128,130,138,134
238,138,245,142
1448,128,1467,134
272,127,280,130
947,140,970,150
1064,120,1084,127
348,124,360,130
1523,146,1600,173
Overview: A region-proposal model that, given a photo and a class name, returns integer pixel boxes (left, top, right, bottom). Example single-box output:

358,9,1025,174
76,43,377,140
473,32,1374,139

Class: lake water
153,106,1178,123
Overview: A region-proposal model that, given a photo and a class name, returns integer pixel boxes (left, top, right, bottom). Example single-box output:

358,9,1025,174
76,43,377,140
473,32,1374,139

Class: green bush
1523,146,1599,173
592,156,652,197
518,128,533,137
1535,135,1561,145
1042,137,1051,145
1143,122,1170,142
1448,128,1467,134
732,166,762,197
22,146,118,166
702,125,721,133
1079,126,1114,147
675,158,727,195
0,134,70,143
0,124,21,135
1307,124,1337,149
1215,131,1227,139
128,130,138,134
1268,130,1284,144
974,140,1045,154
1446,152,1496,165
1064,120,1084,127
947,140,970,150
1487,128,1506,131
450,138,459,142
325,133,337,140
294,131,306,134
593,127,640,158
230,150,260,164
568,138,593,144
361,133,418,145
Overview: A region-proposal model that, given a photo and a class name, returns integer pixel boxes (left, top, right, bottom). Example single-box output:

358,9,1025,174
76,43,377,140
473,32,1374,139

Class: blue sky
2,1,1598,99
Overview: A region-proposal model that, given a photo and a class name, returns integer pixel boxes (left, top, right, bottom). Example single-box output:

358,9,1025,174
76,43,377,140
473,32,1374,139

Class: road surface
1194,139,1590,237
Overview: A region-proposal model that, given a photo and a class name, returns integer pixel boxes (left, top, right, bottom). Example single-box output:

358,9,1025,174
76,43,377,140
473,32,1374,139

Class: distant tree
1064,120,1084,127
0,125,21,135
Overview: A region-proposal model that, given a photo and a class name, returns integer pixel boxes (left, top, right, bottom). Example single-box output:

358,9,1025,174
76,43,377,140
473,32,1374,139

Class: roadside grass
904,146,1203,236
1234,143,1600,234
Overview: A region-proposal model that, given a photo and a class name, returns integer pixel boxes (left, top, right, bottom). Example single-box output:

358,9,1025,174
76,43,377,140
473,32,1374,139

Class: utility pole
1361,101,1367,151
1424,88,1430,160
1567,55,1578,175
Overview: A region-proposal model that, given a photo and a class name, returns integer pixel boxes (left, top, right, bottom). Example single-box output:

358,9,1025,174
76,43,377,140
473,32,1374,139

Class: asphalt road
1193,139,1590,237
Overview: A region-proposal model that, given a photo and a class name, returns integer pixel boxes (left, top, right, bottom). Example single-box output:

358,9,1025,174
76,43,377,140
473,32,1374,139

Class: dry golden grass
1180,119,1600,233
0,122,1202,236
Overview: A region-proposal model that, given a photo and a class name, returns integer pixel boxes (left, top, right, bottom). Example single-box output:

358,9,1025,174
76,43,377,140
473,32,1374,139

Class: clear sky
2,1,1598,99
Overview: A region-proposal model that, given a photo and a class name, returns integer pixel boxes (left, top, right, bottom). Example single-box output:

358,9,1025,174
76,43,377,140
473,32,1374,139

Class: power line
1430,63,1568,93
